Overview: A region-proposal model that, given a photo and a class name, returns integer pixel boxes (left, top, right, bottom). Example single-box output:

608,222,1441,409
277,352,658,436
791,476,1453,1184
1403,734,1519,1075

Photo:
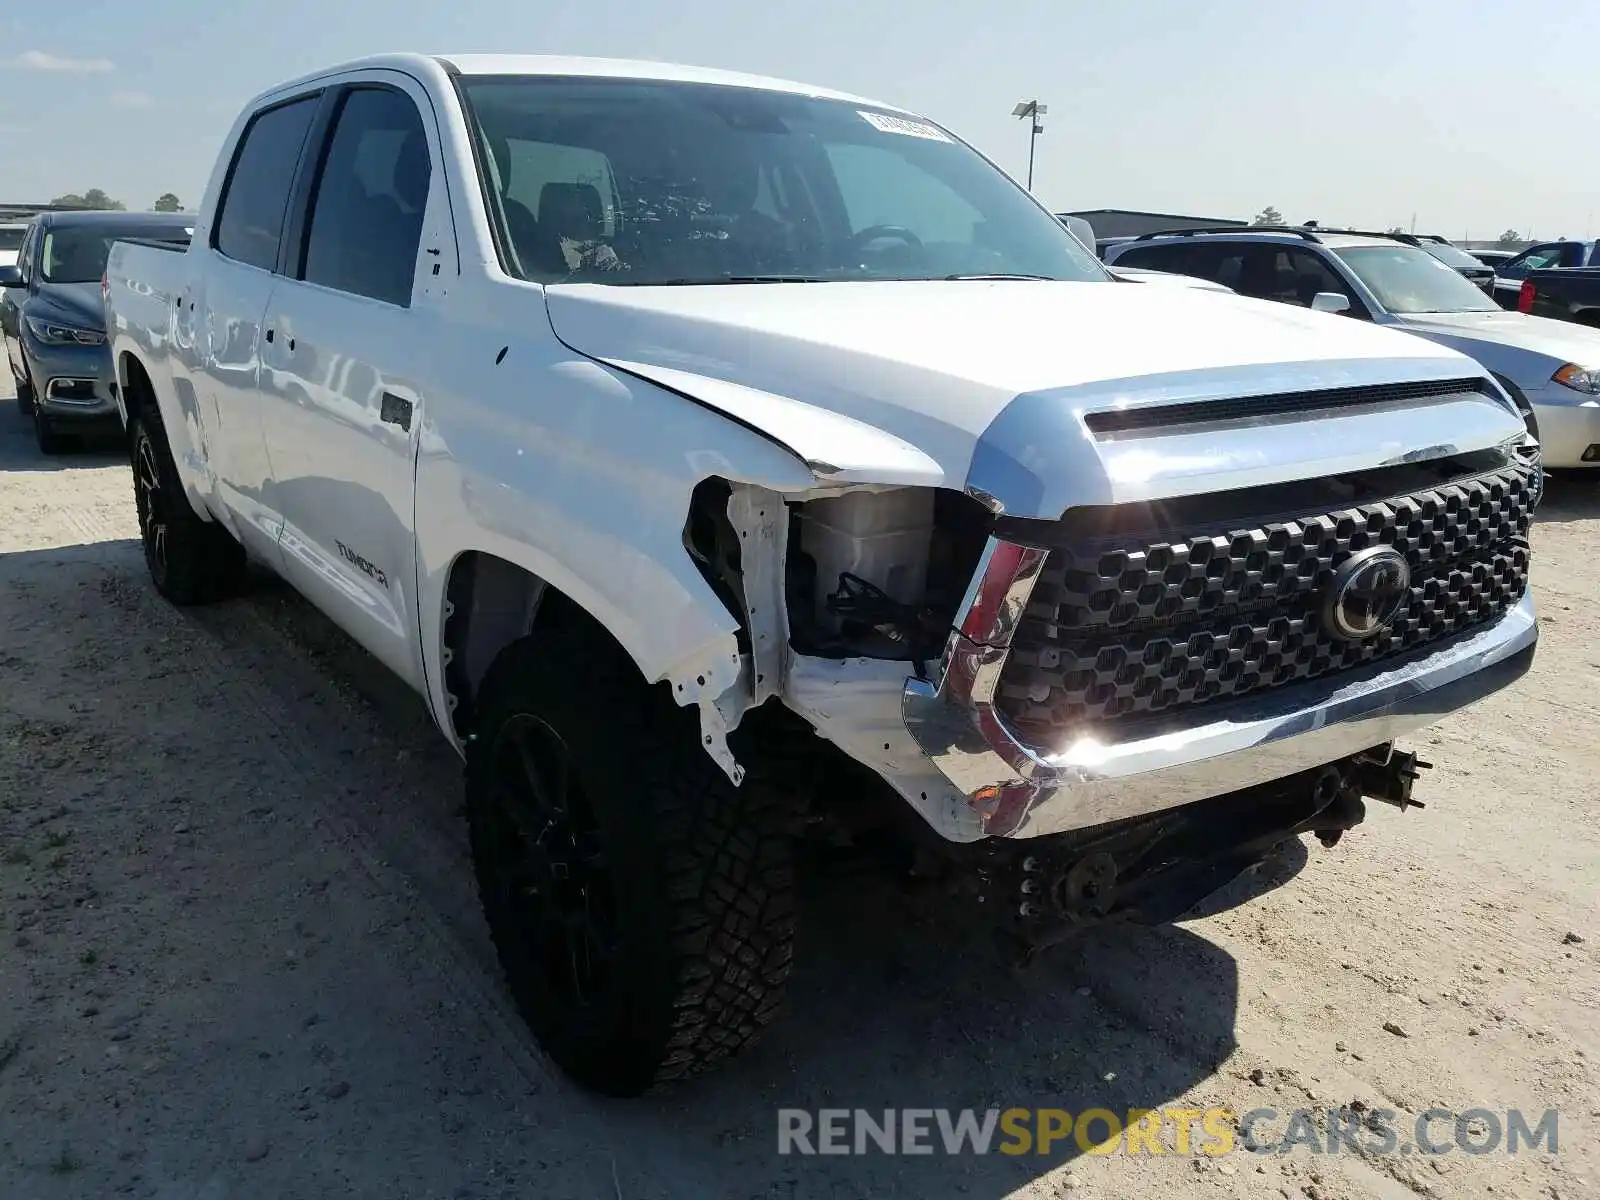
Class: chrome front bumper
902,536,1538,839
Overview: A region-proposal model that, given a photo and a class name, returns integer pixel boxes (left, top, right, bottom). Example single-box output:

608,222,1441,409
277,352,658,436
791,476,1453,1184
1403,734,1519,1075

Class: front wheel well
440,552,624,738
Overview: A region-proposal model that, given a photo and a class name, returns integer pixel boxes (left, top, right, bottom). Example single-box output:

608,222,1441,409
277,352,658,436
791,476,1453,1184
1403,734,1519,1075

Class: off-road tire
466,629,796,1096
129,410,247,605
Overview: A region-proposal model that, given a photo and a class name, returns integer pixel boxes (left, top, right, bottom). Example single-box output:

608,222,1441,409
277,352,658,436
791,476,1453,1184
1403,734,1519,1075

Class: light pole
1012,99,1047,191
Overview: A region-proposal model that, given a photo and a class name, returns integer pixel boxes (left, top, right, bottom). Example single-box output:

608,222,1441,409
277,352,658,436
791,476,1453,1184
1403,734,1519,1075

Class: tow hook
1350,745,1432,812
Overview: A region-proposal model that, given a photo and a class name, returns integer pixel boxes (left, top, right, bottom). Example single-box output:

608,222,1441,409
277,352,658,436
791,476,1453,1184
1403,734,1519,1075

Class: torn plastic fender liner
661,634,749,786
663,484,792,787
548,364,948,786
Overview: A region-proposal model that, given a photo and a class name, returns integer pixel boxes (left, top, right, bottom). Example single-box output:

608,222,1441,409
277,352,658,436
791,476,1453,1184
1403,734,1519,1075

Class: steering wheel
846,225,923,254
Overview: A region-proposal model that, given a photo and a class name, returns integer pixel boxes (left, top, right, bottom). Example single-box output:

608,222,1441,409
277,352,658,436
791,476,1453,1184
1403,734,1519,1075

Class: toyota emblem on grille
1324,546,1412,642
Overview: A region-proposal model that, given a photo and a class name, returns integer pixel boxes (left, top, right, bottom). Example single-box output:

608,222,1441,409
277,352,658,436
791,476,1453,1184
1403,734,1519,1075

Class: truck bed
1523,266,1600,325
103,237,197,431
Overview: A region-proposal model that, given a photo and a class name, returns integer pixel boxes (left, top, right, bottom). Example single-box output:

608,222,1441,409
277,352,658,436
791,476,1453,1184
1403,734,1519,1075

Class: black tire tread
130,410,247,605
466,629,795,1094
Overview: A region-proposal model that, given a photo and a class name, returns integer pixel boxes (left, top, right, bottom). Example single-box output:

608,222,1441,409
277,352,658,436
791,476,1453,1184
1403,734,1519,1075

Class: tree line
47,190,184,212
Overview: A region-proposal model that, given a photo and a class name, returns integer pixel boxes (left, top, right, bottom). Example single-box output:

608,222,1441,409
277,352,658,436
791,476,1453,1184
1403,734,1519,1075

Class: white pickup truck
105,54,1541,1095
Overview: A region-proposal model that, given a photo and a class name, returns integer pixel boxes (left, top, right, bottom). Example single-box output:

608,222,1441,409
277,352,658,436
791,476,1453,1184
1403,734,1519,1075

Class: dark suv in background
0,209,192,452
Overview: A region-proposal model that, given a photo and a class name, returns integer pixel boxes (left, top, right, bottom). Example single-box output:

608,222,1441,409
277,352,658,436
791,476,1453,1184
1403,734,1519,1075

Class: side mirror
1311,292,1351,315
0,265,24,288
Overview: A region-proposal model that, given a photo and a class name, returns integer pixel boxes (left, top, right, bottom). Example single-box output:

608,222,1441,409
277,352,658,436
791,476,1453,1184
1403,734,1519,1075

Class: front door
257,80,439,691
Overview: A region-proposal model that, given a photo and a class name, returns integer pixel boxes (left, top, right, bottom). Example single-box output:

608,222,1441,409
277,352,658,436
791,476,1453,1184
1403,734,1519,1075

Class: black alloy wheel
479,713,618,1013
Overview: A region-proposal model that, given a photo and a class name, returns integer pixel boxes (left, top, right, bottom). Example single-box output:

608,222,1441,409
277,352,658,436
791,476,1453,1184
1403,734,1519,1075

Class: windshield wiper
941,272,1057,281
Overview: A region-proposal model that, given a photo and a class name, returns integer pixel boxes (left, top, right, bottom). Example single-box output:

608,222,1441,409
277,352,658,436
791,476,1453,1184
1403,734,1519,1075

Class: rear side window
302,87,431,306
1109,243,1188,271
214,96,319,272
1112,241,1248,289
16,224,39,277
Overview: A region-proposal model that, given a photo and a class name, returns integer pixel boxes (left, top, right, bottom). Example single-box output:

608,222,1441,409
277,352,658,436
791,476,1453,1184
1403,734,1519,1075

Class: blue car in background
1,209,192,453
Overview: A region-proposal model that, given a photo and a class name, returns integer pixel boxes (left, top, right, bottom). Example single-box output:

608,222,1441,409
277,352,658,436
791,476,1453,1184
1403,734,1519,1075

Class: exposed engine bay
684,480,991,669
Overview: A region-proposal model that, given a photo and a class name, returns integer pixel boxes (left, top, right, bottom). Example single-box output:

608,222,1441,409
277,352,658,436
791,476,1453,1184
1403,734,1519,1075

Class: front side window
40,223,192,284
460,76,1106,286
1332,245,1500,313
302,87,431,306
1280,249,1353,307
214,95,320,272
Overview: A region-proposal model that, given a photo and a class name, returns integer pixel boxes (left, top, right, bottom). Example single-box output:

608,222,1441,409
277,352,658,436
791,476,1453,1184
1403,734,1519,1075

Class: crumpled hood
1392,309,1600,376
544,279,1496,509
30,282,106,333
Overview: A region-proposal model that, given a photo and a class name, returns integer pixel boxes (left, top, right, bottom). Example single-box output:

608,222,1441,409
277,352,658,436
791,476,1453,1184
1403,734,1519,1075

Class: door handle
264,328,274,343
380,392,413,432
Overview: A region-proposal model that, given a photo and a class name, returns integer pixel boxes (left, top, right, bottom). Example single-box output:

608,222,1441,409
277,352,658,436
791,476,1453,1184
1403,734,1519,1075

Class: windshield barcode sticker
858,111,953,142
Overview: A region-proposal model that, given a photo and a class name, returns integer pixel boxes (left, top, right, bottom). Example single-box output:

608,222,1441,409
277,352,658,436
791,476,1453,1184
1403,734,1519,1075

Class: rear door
197,92,322,560
255,76,446,690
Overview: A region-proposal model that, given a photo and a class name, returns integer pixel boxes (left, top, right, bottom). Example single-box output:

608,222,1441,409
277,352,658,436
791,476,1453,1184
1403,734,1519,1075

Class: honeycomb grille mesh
998,463,1535,745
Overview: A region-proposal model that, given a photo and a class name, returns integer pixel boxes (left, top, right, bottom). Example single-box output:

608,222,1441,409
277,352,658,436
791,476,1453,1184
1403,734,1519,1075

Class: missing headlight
787,487,990,663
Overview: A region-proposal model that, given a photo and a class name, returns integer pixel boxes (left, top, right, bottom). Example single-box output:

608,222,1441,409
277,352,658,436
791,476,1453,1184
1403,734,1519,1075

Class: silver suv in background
1107,226,1600,468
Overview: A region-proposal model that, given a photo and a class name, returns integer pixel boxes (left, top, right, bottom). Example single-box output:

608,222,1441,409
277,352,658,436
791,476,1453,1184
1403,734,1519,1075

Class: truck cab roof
254,52,905,114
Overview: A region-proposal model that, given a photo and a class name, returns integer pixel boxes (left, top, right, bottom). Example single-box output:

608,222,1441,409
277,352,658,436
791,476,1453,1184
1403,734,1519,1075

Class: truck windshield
458,76,1108,286
1333,246,1501,314
0,227,25,252
40,224,190,284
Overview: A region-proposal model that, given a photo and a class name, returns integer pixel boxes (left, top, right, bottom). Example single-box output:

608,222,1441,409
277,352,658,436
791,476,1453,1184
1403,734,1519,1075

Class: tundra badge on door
335,540,389,589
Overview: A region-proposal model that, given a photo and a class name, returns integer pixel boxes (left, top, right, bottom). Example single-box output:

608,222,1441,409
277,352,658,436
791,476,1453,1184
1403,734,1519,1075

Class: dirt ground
0,373,1595,1200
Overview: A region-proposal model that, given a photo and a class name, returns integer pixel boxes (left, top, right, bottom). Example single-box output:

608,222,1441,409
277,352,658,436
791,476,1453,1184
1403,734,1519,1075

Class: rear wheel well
1576,309,1600,328
119,353,154,431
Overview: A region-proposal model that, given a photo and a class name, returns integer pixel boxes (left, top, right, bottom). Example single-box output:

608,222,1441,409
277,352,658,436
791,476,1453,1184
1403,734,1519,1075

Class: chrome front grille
996,460,1537,746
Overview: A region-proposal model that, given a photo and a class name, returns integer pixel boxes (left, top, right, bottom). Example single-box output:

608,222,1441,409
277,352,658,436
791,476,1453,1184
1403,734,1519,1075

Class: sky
1,0,1595,241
